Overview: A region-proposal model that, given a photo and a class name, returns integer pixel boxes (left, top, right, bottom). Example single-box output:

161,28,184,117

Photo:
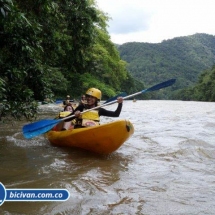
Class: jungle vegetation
173,65,215,101
117,33,215,100
0,0,141,120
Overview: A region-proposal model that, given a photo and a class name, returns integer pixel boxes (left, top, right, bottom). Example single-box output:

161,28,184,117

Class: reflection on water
0,101,215,214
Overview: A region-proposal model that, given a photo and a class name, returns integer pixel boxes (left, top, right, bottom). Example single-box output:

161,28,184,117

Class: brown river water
0,100,215,215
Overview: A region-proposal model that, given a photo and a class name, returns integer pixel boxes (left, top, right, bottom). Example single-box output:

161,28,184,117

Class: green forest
0,0,143,120
117,33,215,100
1,0,215,121
174,65,215,101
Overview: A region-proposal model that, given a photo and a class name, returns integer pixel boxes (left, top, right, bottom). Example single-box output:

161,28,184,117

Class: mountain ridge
117,33,215,97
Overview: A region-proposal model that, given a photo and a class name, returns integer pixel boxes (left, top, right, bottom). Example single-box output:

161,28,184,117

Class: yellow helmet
85,88,102,100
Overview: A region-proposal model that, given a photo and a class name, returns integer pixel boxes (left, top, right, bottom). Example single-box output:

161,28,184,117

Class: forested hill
117,33,215,95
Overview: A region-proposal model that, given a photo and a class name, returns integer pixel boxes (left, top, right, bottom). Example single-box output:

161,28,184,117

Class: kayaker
52,103,75,131
63,95,71,105
61,88,123,130
64,103,74,112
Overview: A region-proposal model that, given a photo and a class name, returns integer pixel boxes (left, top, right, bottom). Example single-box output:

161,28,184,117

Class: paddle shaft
103,92,127,104
61,91,143,121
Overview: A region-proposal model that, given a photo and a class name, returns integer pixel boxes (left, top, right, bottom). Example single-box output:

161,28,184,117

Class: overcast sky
96,0,215,44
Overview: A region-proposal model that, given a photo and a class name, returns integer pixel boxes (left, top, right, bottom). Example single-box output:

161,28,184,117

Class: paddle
104,92,127,104
23,78,176,139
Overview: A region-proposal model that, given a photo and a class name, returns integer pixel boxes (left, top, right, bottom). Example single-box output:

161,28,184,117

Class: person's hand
81,99,87,104
75,110,81,117
117,97,123,103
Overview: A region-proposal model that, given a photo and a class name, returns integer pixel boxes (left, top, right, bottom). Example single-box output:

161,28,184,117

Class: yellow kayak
46,119,134,154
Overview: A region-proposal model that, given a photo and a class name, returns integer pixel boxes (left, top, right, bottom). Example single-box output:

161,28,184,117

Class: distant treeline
117,33,215,100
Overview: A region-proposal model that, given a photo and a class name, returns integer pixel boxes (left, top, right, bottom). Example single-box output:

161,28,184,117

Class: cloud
108,11,150,34
107,5,152,34
96,0,154,34
96,0,215,44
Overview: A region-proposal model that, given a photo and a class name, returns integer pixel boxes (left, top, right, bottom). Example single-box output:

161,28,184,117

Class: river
0,100,215,215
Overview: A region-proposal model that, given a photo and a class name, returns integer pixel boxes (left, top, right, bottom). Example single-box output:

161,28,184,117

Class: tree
0,0,137,120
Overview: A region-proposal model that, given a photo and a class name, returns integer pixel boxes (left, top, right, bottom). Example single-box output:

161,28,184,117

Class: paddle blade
104,92,127,104
23,119,61,139
143,79,176,93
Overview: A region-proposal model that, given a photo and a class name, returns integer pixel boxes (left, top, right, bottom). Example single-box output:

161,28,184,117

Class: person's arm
99,103,122,117
74,104,85,112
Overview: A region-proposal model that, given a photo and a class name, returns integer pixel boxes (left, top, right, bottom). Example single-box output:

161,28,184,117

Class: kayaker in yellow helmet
62,88,123,130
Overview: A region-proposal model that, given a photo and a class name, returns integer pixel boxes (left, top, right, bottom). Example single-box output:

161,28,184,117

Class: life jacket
59,111,71,118
52,111,74,131
76,109,100,127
